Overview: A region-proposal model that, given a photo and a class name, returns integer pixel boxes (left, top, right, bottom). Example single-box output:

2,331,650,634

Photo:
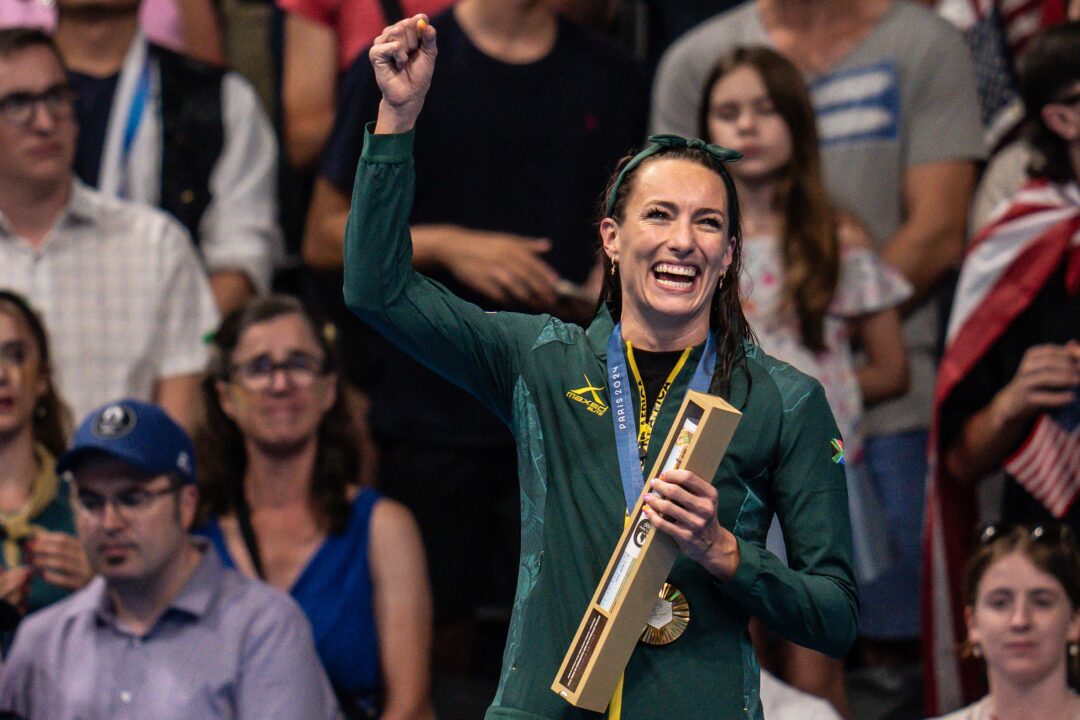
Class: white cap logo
92,404,136,439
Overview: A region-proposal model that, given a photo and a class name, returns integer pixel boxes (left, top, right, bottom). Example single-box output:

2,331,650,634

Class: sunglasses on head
977,521,1074,548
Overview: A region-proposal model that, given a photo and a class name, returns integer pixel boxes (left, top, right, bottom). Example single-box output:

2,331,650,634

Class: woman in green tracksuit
344,15,857,720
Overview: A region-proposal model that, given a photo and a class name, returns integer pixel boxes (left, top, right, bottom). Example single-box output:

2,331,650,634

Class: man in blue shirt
0,399,342,720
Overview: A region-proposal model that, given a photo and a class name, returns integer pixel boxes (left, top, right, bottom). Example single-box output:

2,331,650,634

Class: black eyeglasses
227,351,330,392
977,521,1073,547
0,84,77,127
75,481,182,518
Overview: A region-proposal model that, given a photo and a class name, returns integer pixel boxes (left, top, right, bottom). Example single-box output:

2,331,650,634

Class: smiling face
600,157,735,349
966,551,1080,690
706,64,794,184
217,312,336,455
0,309,49,445
0,45,76,192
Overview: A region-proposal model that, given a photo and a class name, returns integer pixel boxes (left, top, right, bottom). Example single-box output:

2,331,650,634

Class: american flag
923,179,1080,715
1004,395,1080,518
936,0,1069,149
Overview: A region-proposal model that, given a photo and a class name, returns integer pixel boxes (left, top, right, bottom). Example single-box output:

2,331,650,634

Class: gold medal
640,583,690,645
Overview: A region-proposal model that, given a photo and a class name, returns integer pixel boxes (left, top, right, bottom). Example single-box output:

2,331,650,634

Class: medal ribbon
606,323,716,511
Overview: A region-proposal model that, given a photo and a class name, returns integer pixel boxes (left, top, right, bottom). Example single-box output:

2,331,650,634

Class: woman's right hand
27,532,95,591
371,14,437,135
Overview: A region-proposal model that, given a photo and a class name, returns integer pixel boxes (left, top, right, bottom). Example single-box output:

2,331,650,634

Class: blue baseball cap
56,399,196,484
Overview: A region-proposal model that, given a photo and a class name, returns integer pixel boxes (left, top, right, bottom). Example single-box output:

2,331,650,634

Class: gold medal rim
640,582,690,646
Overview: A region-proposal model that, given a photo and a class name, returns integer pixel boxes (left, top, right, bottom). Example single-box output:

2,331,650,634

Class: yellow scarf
0,445,60,568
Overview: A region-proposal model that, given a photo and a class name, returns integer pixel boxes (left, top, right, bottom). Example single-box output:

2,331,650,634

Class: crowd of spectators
0,0,1078,718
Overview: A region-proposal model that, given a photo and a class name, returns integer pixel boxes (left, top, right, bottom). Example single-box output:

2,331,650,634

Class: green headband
604,134,743,218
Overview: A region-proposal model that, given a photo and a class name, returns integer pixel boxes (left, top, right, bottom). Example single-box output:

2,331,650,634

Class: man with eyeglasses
0,28,218,425
0,399,343,720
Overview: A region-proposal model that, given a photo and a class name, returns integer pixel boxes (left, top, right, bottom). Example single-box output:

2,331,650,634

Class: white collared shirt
0,180,219,419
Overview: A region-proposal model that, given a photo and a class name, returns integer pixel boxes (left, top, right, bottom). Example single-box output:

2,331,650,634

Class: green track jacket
343,127,857,720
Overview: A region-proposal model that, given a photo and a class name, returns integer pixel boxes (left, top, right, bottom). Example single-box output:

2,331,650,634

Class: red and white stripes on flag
936,0,1070,148
937,0,1068,57
1003,404,1080,518
923,179,1080,716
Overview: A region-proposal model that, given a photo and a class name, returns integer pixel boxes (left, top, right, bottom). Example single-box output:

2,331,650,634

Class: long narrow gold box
551,390,742,712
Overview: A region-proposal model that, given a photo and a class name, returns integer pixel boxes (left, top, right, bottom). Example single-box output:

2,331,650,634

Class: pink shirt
0,0,185,51
276,0,452,70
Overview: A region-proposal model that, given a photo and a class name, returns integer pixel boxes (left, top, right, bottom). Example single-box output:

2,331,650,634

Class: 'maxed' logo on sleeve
566,374,609,416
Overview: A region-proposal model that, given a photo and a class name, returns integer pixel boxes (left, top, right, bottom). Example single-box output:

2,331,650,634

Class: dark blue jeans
857,429,929,639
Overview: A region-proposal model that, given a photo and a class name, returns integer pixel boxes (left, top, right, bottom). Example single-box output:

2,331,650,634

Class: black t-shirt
939,262,1080,528
633,348,686,411
68,70,121,188
321,8,648,445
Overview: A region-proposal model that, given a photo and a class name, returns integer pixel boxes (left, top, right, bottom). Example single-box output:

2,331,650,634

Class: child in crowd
700,46,912,717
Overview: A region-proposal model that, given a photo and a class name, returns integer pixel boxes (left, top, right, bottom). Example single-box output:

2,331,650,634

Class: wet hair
193,295,357,534
962,523,1080,681
699,46,840,352
1017,21,1080,183
598,144,752,399
0,290,71,456
0,27,66,68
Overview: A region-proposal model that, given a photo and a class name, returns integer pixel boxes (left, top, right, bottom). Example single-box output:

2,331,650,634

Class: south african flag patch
830,439,845,465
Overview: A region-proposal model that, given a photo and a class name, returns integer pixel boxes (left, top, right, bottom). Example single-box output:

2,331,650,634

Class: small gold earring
610,260,618,277
972,644,983,659
1070,643,1079,658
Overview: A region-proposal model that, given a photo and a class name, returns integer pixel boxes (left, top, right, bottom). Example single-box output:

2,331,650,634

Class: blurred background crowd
0,0,1078,718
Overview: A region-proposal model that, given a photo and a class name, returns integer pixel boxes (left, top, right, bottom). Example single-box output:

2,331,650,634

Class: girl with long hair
701,46,912,715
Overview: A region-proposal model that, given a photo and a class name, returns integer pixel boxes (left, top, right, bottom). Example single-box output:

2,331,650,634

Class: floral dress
741,234,911,584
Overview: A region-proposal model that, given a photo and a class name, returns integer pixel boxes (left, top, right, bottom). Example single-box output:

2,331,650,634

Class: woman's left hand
27,532,94,591
642,469,740,580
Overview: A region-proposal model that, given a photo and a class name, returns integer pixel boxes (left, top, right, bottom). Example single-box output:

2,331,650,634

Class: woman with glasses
342,16,856,718
193,294,434,720
0,291,92,629
927,523,1080,719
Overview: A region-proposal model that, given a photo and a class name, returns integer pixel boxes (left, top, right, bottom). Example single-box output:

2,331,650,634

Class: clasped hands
0,531,94,610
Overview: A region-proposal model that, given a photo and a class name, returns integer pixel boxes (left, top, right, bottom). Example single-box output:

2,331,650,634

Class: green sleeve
722,383,858,658
341,125,547,423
